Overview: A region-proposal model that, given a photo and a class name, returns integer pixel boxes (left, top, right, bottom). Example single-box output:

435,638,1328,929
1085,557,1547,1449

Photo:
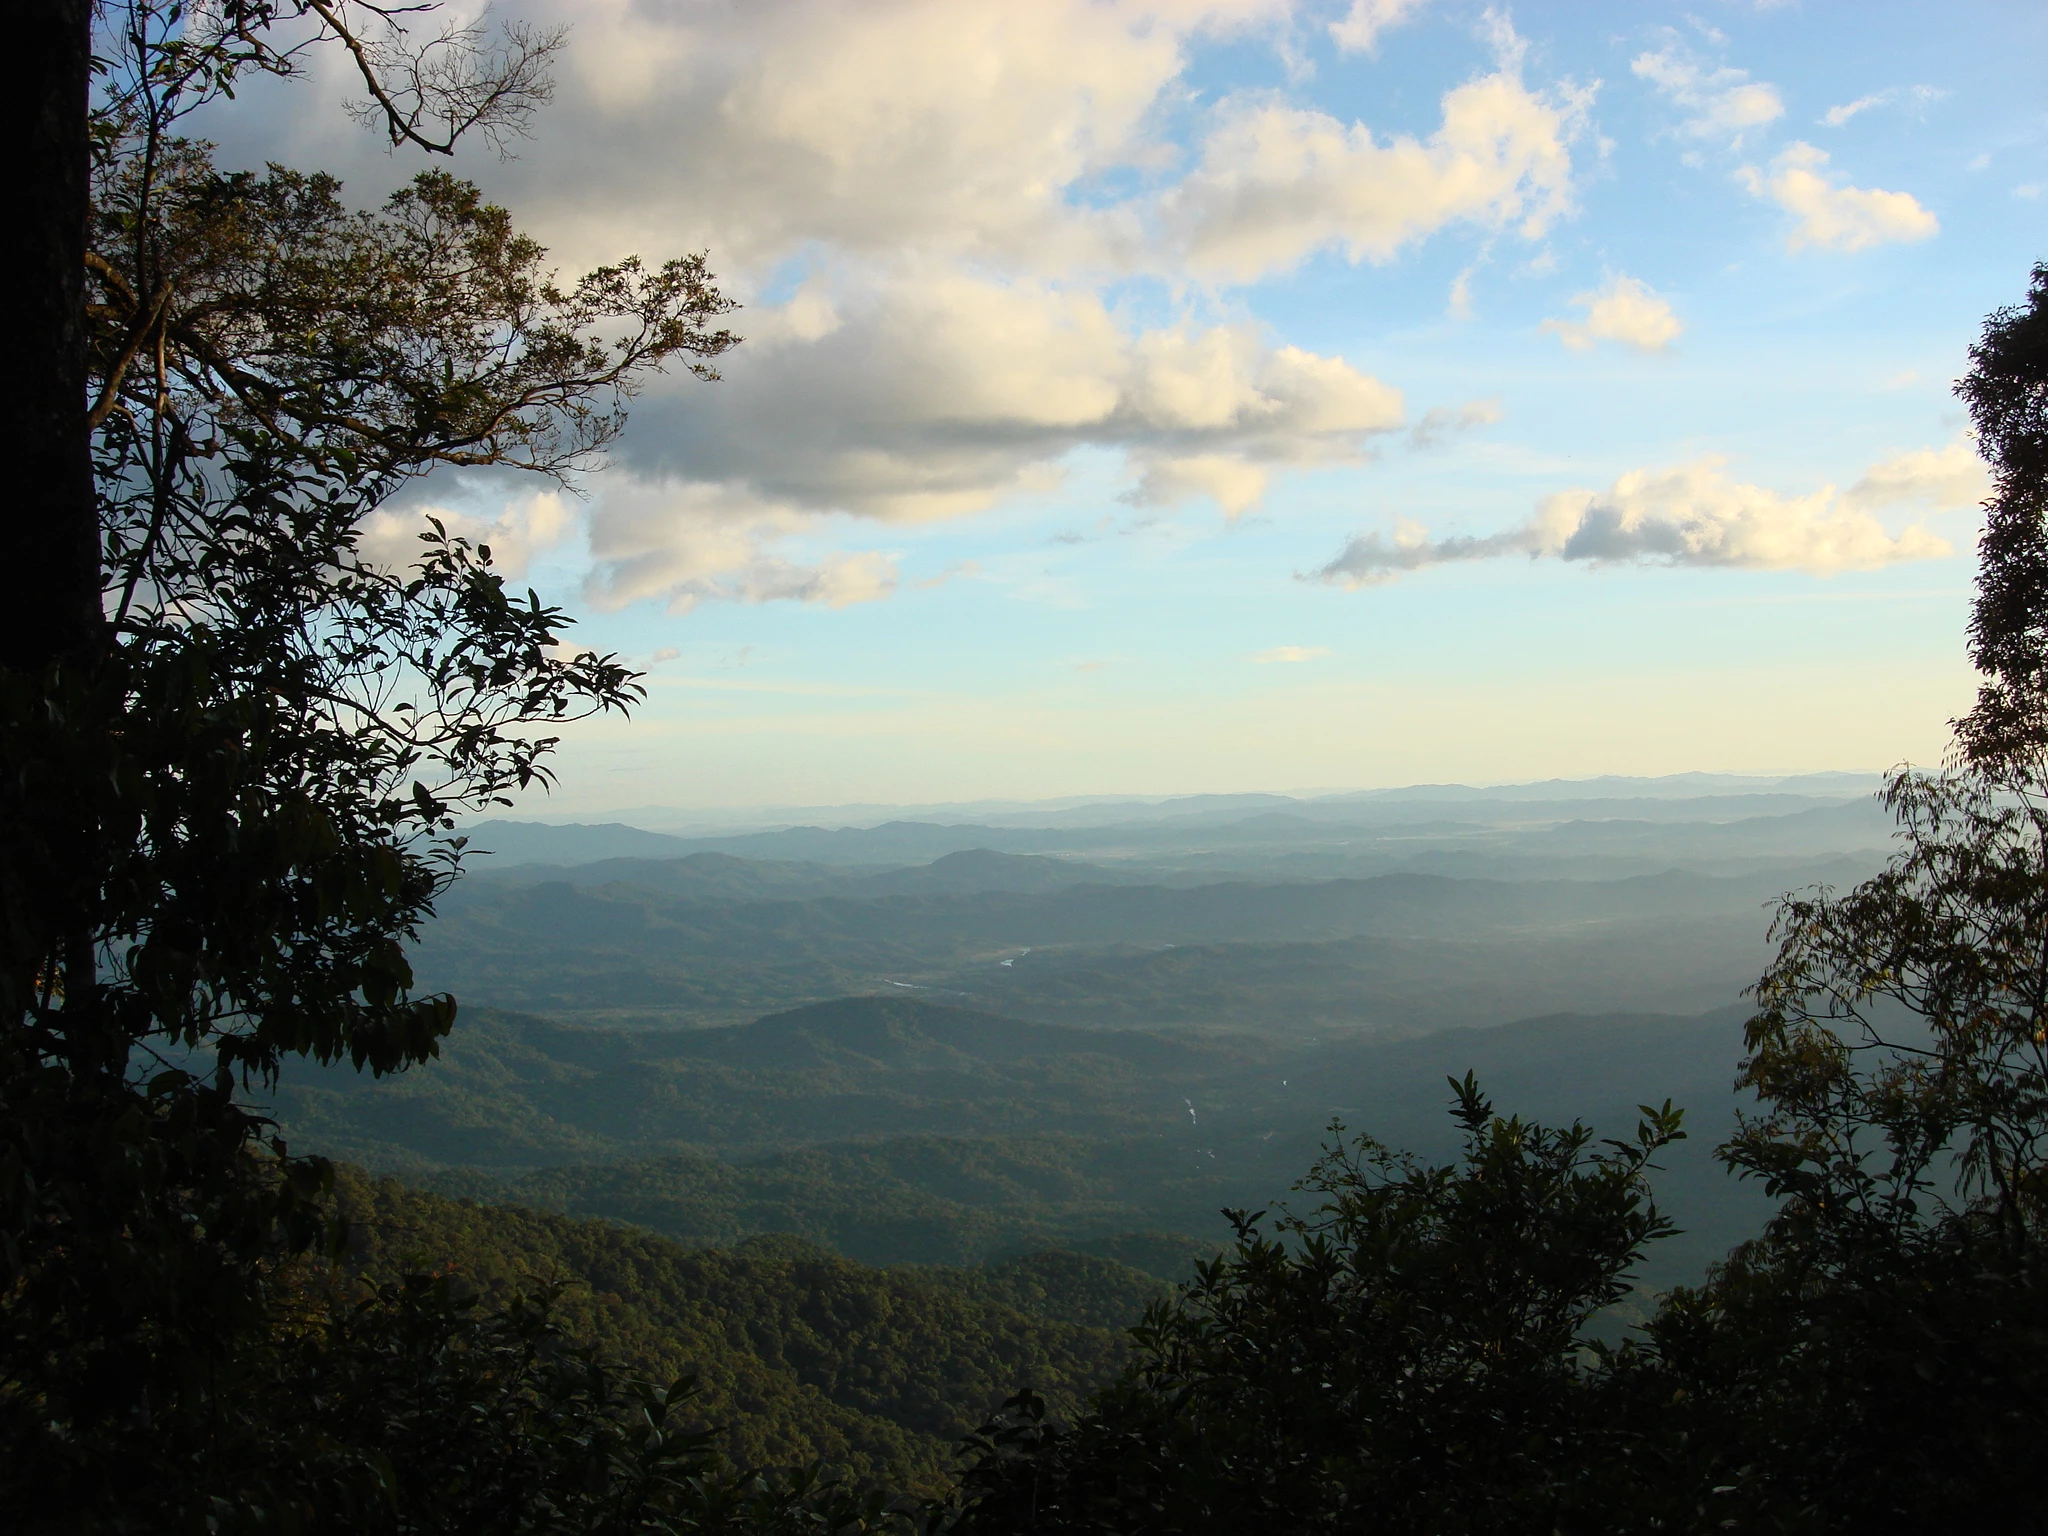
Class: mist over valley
273,773,1872,1294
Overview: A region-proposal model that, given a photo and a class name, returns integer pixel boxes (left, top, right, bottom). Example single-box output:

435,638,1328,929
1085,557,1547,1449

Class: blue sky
204,0,2048,811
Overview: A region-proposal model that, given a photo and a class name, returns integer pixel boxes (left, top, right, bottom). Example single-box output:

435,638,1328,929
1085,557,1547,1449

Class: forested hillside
276,995,1769,1284
328,1166,1160,1493
461,786,1893,876
413,864,1818,1028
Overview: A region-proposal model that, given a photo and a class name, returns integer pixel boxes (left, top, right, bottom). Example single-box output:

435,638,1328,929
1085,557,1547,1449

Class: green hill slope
411,865,1802,1027
281,996,1772,1286
420,1134,1242,1268
329,1166,1158,1494
271,997,1259,1168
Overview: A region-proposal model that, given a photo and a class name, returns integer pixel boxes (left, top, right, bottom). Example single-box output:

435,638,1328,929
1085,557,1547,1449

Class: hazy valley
241,774,1900,1475
276,774,1889,1282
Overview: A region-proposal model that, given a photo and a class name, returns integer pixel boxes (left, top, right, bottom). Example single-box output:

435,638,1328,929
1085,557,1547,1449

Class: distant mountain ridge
459,791,1892,872
493,772,1885,839
470,847,1151,900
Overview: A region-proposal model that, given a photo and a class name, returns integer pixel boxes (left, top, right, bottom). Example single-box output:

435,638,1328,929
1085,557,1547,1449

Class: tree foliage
331,1166,1144,1497
0,0,735,1515
1957,262,2048,769
950,1081,1685,1534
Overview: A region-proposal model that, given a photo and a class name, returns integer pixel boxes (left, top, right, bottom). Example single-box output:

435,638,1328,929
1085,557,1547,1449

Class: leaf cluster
1957,263,2048,768
948,1080,1686,1534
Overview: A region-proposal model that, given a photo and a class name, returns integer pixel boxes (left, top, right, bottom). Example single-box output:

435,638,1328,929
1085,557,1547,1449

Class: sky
198,0,2048,812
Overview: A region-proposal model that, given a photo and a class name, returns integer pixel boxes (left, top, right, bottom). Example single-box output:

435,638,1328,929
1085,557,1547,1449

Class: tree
950,1080,1685,1535
1591,267,2048,1533
1956,263,2048,769
0,2,736,1516
6,0,99,669
81,1261,919,1534
9,0,565,676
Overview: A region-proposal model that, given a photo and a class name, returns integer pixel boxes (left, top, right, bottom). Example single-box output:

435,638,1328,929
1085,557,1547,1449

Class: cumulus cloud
1843,440,1989,511
1254,645,1331,663
1329,0,1429,53
1446,265,1478,318
617,272,1406,542
519,0,1278,273
203,0,1589,612
1165,63,1591,281
1539,274,1683,353
1740,142,1939,252
1632,48,1783,145
357,490,575,578
1823,93,1888,128
579,480,900,614
916,559,984,590
1311,450,1977,586
1127,454,1275,516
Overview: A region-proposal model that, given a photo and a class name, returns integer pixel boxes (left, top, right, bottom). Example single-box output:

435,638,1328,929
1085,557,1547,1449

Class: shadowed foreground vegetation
329,1165,1164,1496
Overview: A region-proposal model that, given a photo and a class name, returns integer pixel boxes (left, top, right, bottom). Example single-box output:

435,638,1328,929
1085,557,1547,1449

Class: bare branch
301,1,564,157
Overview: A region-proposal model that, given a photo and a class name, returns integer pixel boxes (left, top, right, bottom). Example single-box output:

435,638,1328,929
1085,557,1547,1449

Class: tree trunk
4,0,100,671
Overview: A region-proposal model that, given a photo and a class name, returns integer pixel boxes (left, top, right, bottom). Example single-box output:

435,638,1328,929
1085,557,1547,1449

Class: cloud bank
1312,444,1984,586
240,0,1591,613
532,0,1592,609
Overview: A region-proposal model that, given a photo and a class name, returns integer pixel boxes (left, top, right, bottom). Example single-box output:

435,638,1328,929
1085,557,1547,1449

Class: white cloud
579,479,899,614
1823,84,1944,127
1165,63,1590,281
1409,396,1503,447
1447,265,1478,318
1329,0,1428,53
1539,274,1683,353
1632,48,1783,146
1127,454,1275,516
1823,92,1888,128
1842,440,1989,512
916,559,984,590
1312,450,1977,586
357,491,575,578
518,0,1285,274
1254,645,1331,662
1740,142,1939,252
615,272,1406,538
203,0,1585,613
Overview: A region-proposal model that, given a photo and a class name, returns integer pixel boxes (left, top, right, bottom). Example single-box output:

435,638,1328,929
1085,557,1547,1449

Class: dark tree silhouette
1956,263,2048,770
0,5,738,1522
